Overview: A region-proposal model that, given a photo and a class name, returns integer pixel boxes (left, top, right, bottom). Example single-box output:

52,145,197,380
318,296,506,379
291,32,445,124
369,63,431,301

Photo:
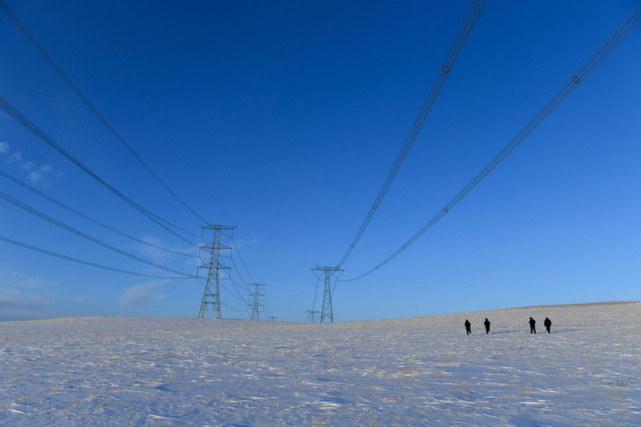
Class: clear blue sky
1,0,639,322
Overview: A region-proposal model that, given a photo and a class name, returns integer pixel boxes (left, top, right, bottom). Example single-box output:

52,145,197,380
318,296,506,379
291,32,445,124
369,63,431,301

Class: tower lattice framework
311,265,343,324
250,283,265,320
198,224,235,319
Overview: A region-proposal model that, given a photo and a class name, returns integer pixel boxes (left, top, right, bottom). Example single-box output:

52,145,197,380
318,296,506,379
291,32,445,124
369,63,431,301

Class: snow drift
1,301,640,425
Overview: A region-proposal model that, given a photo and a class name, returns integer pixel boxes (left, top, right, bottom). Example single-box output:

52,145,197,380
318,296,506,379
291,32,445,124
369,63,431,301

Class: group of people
464,317,552,335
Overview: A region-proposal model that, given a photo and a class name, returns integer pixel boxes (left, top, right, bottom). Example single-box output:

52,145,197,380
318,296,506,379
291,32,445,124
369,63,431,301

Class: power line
341,4,641,282
0,234,192,279
230,232,256,283
229,256,251,291
229,277,251,303
0,169,195,257
221,302,248,314
198,278,249,314
310,273,322,312
0,190,196,278
0,96,197,246
198,277,246,308
0,0,210,225
336,0,486,268
228,231,269,318
264,289,274,319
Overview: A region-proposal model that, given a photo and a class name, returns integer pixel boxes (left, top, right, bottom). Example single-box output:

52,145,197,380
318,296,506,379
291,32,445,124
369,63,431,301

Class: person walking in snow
465,319,471,335
484,318,491,334
544,317,552,334
529,317,536,334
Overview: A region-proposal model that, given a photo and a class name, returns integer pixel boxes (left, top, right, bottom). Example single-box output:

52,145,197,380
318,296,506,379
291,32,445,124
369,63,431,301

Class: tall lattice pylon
198,224,236,319
249,283,265,320
305,310,320,323
311,265,343,323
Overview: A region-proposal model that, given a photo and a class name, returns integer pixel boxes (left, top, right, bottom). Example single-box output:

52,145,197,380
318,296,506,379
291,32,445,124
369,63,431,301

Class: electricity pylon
197,224,235,319
305,310,320,323
311,265,343,323
249,283,265,320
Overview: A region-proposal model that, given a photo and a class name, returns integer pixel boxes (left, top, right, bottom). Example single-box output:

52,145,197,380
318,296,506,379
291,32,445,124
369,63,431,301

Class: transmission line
341,4,641,282
0,169,194,257
264,289,274,319
336,0,486,268
0,235,192,279
230,232,256,283
0,96,197,246
228,231,268,317
200,277,249,313
310,273,322,312
229,277,251,302
229,256,251,291
0,0,210,225
0,191,196,278
221,301,249,314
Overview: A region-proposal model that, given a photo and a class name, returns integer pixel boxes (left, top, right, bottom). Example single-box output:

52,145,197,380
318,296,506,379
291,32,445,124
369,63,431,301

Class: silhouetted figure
465,319,471,335
544,317,552,334
529,317,536,334
484,318,491,334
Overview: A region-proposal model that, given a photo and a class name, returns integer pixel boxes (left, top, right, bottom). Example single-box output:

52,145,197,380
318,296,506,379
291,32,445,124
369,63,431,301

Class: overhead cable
0,190,196,278
230,232,256,283
221,301,249,314
0,169,195,257
0,235,192,279
341,4,641,282
310,274,321,312
0,97,197,246
0,0,210,225
228,277,251,302
337,0,486,268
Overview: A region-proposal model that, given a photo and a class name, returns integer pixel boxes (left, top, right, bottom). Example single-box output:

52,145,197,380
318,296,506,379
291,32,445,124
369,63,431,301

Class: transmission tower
311,265,343,323
249,283,265,320
305,310,320,323
197,225,236,319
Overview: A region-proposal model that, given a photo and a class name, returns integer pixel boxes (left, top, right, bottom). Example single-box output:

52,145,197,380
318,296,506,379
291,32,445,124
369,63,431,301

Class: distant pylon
249,283,265,320
311,265,343,323
197,224,236,319
305,310,320,323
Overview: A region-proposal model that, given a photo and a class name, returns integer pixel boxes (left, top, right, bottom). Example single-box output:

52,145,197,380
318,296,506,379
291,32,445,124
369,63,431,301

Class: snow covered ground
1,301,640,425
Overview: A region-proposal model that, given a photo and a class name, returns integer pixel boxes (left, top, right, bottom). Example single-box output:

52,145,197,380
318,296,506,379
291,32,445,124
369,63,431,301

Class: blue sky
1,0,639,322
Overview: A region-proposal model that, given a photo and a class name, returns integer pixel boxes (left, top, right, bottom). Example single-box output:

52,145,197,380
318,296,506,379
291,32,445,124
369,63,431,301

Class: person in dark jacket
465,319,471,335
529,317,536,334
484,318,491,334
544,317,552,334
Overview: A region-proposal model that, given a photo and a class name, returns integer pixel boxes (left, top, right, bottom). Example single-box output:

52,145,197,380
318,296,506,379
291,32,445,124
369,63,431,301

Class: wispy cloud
119,280,168,308
0,142,62,187
0,272,57,289
0,288,52,320
138,234,199,269
230,235,261,250
0,288,49,309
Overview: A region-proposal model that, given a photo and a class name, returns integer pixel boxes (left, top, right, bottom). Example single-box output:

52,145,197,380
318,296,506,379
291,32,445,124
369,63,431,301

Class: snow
1,302,641,425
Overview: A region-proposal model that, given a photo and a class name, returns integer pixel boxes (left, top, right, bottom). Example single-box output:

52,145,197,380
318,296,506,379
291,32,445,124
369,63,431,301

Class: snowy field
1,302,640,425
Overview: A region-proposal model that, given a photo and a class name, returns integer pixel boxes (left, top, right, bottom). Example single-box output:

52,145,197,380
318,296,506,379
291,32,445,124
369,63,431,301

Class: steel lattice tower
249,283,265,320
197,224,235,319
305,310,320,323
311,265,343,323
